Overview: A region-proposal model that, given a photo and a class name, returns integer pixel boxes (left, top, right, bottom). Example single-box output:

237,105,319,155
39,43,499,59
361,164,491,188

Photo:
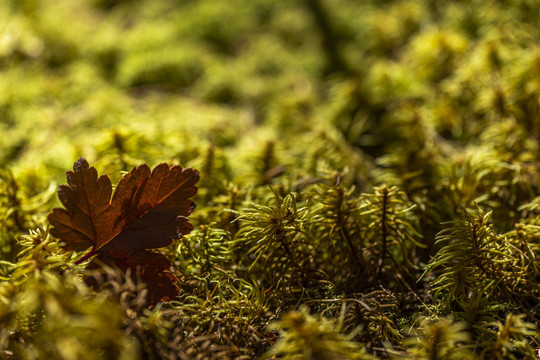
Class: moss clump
2,0,540,358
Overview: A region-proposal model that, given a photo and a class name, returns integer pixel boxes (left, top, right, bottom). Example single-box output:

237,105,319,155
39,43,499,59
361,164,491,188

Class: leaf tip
73,157,90,172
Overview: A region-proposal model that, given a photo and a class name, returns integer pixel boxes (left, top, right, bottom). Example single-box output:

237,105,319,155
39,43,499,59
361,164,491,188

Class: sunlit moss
1,0,540,358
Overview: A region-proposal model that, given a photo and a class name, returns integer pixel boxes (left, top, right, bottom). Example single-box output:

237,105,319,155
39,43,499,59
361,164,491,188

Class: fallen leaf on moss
48,157,199,305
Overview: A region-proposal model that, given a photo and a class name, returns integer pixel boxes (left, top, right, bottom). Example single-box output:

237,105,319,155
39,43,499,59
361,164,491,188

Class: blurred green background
2,0,540,223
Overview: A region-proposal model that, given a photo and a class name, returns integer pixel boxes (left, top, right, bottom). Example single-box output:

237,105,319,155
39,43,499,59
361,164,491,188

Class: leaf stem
75,247,97,265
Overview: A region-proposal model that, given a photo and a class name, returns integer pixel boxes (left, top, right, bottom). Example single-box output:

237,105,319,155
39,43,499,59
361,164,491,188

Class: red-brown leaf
48,158,199,305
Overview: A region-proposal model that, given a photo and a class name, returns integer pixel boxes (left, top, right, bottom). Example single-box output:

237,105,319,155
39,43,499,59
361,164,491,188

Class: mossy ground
2,0,540,359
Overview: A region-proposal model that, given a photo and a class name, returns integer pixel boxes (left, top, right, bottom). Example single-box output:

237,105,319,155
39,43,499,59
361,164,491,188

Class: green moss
1,0,540,358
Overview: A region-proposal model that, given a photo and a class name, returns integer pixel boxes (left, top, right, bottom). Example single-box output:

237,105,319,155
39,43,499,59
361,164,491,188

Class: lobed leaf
48,158,199,305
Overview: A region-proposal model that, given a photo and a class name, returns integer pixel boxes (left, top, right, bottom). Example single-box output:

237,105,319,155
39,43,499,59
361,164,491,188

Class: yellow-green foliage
1,0,540,358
